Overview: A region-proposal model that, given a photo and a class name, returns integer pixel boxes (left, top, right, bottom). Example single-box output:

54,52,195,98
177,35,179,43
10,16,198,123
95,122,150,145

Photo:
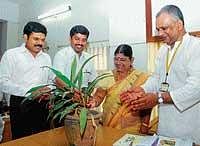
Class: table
0,126,199,146
0,126,129,146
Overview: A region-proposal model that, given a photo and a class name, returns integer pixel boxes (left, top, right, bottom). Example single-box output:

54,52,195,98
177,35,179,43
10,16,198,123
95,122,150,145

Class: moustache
34,44,43,48
75,44,84,47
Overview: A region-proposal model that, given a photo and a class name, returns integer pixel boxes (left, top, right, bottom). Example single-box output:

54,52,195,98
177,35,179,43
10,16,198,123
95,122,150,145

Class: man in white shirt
0,21,52,139
53,25,96,88
120,5,200,144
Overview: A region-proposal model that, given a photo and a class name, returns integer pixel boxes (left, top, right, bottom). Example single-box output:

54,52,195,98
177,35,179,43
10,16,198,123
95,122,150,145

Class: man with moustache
0,21,52,139
53,25,96,88
120,5,200,143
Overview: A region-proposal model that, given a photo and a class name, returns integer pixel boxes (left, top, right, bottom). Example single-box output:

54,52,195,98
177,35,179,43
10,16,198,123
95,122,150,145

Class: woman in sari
87,44,157,134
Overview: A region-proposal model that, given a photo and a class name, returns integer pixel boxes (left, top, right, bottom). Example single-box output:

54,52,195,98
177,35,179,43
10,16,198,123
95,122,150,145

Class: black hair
156,5,184,26
23,21,47,37
70,25,89,39
114,44,133,60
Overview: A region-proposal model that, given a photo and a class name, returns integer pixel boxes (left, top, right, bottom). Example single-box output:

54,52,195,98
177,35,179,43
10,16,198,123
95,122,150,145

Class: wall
0,0,19,22
7,0,148,71
17,0,109,59
151,0,200,36
0,22,2,57
0,20,7,58
0,0,19,50
108,0,148,71
6,22,19,49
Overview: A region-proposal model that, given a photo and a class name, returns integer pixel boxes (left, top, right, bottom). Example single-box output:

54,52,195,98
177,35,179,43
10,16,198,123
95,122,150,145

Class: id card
159,82,169,92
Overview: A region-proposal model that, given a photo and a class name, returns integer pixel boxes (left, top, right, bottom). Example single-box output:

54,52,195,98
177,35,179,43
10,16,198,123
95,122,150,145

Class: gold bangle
142,123,149,127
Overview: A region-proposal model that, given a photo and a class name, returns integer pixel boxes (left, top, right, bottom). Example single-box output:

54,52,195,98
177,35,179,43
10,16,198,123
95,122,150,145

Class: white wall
6,22,19,49
4,0,200,72
108,0,148,71
0,0,19,49
17,0,109,59
0,0,19,23
7,0,148,71
151,0,200,36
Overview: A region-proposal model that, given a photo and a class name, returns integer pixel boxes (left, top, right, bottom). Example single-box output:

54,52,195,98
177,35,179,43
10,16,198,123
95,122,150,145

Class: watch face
158,97,164,104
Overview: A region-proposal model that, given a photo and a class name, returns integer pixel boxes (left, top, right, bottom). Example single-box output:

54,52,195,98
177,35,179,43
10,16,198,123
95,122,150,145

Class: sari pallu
101,69,158,133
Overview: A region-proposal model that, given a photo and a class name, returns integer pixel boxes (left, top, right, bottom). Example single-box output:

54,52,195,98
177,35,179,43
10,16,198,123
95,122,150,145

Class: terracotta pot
64,110,102,146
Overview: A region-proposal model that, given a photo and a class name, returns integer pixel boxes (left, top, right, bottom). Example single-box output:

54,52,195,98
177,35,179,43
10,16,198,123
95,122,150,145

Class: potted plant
23,55,111,146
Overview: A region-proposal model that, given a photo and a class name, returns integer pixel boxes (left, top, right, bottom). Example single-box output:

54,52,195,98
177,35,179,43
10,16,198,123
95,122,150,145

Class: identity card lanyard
160,40,182,92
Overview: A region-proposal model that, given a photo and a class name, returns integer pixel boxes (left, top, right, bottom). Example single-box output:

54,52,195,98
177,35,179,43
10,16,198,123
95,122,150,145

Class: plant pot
64,110,102,146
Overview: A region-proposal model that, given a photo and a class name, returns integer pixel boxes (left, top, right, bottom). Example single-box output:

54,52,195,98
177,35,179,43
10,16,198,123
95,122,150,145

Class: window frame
145,0,200,42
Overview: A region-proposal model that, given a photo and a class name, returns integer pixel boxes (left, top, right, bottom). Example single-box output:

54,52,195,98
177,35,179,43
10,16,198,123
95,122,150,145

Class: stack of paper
113,134,194,146
157,136,193,146
113,134,158,146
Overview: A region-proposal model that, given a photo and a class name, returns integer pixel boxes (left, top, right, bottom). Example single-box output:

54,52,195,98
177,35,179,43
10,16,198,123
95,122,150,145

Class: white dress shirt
53,46,97,87
0,45,53,96
143,33,200,143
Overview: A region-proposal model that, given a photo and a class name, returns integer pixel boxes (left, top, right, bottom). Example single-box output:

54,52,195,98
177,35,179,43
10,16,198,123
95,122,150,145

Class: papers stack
113,134,158,146
113,134,193,146
158,135,193,146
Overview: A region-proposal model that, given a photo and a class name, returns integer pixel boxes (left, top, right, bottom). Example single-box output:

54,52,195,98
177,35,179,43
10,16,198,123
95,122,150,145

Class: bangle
142,123,149,127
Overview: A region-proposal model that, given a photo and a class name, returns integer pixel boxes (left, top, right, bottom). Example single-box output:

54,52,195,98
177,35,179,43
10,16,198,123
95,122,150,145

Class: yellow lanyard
165,40,182,82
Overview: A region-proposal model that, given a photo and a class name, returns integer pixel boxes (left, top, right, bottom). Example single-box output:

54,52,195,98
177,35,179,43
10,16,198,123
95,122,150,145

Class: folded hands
120,87,158,111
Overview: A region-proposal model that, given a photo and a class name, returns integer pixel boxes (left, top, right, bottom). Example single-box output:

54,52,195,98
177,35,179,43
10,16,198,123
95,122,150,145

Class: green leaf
80,107,88,136
74,55,97,85
52,99,70,111
43,66,76,88
26,84,48,94
87,73,113,95
77,70,83,90
59,103,79,122
21,93,35,104
53,88,65,97
70,56,77,82
22,85,54,104
51,103,79,122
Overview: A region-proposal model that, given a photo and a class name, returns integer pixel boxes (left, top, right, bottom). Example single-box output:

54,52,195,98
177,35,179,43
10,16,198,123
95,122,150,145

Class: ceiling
7,0,24,4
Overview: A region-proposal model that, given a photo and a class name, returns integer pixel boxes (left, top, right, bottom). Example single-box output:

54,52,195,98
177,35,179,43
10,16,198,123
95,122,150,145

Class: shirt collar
70,46,86,59
165,33,188,50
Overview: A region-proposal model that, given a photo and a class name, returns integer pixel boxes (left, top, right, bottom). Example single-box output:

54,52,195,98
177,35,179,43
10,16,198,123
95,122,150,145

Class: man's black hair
23,21,47,37
70,25,89,39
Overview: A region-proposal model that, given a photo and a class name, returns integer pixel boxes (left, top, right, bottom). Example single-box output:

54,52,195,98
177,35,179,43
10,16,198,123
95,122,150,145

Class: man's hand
120,86,145,104
128,93,158,111
33,86,51,101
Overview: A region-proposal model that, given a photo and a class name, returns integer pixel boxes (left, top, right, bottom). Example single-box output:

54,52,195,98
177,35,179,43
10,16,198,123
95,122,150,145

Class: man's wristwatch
158,92,164,104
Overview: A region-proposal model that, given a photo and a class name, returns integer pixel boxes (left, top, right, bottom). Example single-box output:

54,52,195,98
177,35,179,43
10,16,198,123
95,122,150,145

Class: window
87,40,109,73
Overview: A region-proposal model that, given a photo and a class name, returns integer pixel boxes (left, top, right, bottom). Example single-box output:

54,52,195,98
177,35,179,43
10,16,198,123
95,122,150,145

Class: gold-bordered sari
97,69,158,133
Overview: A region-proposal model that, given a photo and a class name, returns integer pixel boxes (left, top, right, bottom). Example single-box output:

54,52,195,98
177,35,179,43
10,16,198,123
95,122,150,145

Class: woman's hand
86,97,96,108
73,89,82,102
129,93,158,111
86,87,106,108
120,86,145,104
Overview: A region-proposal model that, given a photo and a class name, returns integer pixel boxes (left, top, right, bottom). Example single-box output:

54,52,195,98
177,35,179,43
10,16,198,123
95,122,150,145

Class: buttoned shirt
0,45,53,96
143,33,200,143
53,46,97,87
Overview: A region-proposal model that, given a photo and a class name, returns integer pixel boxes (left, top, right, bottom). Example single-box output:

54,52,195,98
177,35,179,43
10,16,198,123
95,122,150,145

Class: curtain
147,42,162,74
